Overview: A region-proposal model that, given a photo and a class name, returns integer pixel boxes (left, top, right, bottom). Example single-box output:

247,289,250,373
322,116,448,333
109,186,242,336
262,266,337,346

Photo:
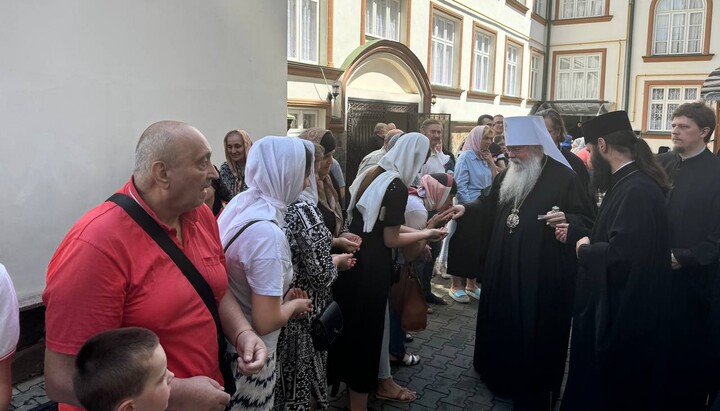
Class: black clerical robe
462,156,596,409
561,163,671,411
561,147,591,190
658,149,720,410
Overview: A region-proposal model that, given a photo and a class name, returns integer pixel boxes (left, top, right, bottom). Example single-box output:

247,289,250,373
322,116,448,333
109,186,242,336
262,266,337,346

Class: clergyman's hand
555,223,569,244
543,209,567,228
575,236,591,258
439,205,465,221
671,252,681,270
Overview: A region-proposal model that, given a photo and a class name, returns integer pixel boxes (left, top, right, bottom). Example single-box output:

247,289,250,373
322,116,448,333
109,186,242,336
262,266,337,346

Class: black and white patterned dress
219,161,248,198
274,200,338,410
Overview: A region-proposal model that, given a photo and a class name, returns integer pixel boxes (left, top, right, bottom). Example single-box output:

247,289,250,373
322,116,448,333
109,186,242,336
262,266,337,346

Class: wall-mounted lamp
431,94,437,106
327,83,340,102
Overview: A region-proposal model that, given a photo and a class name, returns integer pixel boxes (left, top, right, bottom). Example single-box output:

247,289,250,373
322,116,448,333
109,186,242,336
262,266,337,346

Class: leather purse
389,262,427,332
310,300,343,351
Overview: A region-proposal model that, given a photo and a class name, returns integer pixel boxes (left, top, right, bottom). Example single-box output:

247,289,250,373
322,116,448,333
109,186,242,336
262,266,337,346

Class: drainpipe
622,0,636,111
541,0,552,101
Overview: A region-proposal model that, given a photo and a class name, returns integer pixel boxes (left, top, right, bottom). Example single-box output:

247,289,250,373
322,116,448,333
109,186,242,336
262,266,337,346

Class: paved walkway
10,278,562,411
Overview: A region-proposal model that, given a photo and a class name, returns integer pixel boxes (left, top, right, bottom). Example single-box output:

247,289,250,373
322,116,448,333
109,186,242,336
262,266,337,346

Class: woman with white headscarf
274,141,356,411
218,136,313,411
448,125,497,304
329,133,448,411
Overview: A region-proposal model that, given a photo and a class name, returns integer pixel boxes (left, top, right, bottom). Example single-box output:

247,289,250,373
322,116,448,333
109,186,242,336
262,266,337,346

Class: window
287,108,324,136
530,53,543,100
366,0,401,41
431,13,459,87
555,53,602,99
653,0,705,55
560,0,604,19
647,86,700,131
534,0,547,17
472,29,495,92
288,0,319,64
504,43,522,97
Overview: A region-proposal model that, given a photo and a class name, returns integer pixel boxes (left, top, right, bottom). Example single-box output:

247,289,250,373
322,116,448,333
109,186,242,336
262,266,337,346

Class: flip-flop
449,289,470,303
466,287,481,300
376,387,417,403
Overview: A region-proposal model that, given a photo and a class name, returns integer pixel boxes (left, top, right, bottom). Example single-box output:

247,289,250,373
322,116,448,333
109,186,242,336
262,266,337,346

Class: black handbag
108,193,237,395
310,300,343,351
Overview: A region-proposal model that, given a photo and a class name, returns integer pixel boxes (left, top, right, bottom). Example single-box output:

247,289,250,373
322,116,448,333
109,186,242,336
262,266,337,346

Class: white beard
499,153,544,206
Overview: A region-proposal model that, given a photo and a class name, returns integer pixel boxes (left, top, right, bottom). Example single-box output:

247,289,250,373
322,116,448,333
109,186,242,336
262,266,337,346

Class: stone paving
10,277,563,411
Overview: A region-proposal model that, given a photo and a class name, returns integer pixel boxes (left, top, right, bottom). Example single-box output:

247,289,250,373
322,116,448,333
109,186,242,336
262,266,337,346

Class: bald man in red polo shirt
43,121,267,411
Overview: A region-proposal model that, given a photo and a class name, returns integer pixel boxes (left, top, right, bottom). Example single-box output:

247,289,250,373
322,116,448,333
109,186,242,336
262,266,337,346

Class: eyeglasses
506,146,528,153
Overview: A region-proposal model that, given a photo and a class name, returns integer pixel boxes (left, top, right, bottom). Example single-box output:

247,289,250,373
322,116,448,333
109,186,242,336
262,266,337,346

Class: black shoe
425,293,448,305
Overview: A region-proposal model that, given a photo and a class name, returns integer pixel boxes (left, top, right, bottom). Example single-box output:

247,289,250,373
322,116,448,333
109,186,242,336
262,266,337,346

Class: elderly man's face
167,128,219,212
506,145,537,164
544,117,563,146
423,124,443,148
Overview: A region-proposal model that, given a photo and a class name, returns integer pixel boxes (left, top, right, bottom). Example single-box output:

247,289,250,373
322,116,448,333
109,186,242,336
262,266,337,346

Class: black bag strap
107,193,235,393
223,220,264,253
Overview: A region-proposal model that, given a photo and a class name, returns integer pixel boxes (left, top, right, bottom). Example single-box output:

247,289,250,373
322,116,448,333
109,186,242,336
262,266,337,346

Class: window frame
502,37,524,102
529,49,544,101
469,23,497,95
550,48,607,101
362,0,411,44
553,0,613,25
427,4,463,89
287,0,333,66
641,80,704,135
287,100,330,136
644,0,713,62
287,0,320,65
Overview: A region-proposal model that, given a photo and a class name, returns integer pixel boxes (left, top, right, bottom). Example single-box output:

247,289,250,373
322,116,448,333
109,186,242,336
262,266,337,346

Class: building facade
286,0,720,180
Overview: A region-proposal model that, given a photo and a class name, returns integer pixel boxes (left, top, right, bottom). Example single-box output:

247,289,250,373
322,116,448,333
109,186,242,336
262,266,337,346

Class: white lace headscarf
348,132,430,232
218,136,308,235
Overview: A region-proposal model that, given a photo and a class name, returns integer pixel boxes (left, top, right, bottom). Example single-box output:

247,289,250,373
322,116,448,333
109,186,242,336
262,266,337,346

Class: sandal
466,287,481,300
390,352,420,366
449,289,470,303
376,386,417,403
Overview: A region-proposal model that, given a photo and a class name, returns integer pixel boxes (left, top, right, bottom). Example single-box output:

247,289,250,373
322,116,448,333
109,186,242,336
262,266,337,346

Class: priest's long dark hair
605,130,671,194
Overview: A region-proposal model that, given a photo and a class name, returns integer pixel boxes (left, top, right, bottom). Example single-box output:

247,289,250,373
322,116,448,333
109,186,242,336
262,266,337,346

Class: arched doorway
340,40,438,184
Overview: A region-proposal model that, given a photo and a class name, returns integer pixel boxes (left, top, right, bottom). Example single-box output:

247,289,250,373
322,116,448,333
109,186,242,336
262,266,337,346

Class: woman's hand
339,232,362,245
480,149,494,163
333,253,357,271
334,236,361,253
234,330,268,375
284,288,313,319
426,212,452,229
424,227,448,242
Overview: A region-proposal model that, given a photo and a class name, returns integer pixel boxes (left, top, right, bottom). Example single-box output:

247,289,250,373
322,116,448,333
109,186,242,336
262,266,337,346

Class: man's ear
700,127,711,141
597,137,607,153
150,160,170,189
115,398,135,411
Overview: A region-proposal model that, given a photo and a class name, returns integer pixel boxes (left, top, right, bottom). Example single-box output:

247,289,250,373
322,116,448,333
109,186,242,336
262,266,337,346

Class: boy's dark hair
477,114,494,125
672,102,716,142
74,327,160,411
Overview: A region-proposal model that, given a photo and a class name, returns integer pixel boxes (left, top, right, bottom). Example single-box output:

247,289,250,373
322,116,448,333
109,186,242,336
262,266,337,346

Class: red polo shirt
43,179,227,411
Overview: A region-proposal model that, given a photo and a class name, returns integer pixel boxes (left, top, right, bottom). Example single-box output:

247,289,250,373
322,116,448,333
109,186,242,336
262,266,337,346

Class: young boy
74,327,174,411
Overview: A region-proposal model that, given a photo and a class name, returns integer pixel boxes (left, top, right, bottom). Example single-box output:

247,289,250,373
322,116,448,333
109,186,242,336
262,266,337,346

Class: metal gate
345,98,450,186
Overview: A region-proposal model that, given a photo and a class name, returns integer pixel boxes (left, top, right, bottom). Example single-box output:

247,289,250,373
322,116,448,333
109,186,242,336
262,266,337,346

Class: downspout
541,0,552,101
622,0,636,110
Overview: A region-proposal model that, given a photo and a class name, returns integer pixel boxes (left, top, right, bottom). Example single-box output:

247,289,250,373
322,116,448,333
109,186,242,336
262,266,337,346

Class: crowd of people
1,101,718,411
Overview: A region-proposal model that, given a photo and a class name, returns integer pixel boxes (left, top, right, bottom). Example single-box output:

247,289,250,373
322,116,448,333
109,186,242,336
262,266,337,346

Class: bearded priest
560,110,672,411
442,115,596,410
